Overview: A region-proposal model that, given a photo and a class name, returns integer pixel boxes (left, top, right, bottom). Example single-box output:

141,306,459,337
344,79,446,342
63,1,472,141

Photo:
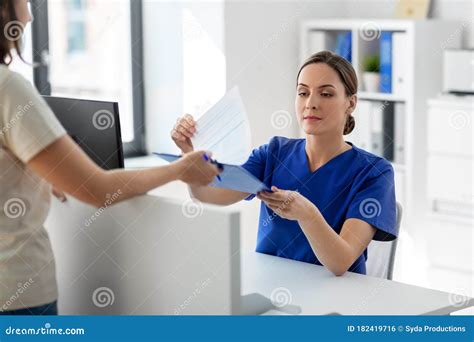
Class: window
142,1,225,154
66,0,86,54
31,0,145,156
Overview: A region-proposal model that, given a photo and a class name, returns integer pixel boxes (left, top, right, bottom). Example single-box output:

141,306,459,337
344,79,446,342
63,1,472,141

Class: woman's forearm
84,164,179,207
298,209,356,276
188,185,249,206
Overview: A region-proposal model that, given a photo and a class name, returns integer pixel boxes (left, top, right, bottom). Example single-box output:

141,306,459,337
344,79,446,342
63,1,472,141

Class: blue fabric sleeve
345,160,397,241
240,142,270,201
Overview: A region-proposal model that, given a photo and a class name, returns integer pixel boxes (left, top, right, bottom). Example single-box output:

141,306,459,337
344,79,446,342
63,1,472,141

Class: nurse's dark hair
297,51,357,135
0,0,25,65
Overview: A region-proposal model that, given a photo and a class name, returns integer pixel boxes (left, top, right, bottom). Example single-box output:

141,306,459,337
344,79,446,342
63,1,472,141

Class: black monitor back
43,96,124,170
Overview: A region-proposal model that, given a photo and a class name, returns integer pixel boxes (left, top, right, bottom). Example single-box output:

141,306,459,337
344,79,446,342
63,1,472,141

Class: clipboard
153,153,270,194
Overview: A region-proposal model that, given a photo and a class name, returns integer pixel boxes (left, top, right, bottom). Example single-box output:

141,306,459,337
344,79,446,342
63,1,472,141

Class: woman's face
14,0,32,27
295,63,356,137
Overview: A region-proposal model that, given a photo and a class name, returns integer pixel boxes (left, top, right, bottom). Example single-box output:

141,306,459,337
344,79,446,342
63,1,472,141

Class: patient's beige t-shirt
0,65,66,311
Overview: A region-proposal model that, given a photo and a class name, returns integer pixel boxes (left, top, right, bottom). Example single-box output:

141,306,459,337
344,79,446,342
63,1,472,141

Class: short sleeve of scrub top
241,136,397,275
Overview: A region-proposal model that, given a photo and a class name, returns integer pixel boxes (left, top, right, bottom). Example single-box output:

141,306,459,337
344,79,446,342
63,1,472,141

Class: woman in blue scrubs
171,50,397,276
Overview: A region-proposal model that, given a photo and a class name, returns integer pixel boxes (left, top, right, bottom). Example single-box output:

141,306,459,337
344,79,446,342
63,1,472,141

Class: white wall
224,0,472,148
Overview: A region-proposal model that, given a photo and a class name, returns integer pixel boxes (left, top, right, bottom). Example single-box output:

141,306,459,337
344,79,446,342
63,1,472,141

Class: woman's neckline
303,140,354,174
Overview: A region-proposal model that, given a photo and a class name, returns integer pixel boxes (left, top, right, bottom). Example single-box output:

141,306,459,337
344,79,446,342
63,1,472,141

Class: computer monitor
42,96,124,169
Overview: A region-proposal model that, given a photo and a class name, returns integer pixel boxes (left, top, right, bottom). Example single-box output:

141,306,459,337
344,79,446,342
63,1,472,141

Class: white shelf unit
358,91,405,102
425,96,473,291
299,19,462,231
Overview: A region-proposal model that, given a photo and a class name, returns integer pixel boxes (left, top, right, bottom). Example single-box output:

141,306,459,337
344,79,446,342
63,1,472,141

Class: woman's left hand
257,186,317,222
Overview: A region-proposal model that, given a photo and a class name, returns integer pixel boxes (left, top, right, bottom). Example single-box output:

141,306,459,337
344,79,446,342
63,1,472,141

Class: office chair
366,202,403,280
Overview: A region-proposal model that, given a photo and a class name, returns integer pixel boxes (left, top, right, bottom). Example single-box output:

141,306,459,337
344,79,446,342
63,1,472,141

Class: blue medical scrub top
241,136,397,274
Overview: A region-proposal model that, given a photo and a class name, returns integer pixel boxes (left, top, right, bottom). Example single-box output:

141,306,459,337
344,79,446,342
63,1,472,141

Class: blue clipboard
153,153,270,194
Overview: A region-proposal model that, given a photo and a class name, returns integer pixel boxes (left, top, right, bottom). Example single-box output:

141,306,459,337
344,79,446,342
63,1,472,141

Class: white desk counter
45,192,473,315
241,252,473,315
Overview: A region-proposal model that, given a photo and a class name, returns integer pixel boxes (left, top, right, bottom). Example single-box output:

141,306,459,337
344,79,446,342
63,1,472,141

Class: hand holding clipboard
153,153,270,195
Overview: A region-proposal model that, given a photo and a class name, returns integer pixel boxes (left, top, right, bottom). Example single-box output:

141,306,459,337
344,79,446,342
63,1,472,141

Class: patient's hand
171,114,196,154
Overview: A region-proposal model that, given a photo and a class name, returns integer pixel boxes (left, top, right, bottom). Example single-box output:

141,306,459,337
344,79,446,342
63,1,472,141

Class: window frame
30,0,146,157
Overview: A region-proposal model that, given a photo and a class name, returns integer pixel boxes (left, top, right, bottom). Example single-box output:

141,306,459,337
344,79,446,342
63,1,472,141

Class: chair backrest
366,202,403,280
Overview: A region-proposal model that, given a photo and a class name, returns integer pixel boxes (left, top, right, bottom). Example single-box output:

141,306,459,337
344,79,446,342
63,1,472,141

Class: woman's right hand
171,114,196,154
173,151,221,186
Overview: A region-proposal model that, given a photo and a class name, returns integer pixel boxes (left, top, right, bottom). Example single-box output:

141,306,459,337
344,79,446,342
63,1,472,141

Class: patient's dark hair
297,51,358,135
0,0,25,65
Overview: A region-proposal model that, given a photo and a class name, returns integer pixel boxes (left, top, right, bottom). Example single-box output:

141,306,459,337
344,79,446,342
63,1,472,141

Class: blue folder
153,153,271,194
379,31,392,93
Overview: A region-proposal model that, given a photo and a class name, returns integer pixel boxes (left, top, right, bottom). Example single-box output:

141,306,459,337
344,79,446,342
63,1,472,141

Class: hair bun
343,115,355,135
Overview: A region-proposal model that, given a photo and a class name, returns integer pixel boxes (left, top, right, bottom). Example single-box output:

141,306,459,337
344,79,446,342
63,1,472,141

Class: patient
171,51,397,276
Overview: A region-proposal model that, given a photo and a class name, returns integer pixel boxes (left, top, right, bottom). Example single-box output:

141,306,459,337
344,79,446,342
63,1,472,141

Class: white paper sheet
191,86,252,164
